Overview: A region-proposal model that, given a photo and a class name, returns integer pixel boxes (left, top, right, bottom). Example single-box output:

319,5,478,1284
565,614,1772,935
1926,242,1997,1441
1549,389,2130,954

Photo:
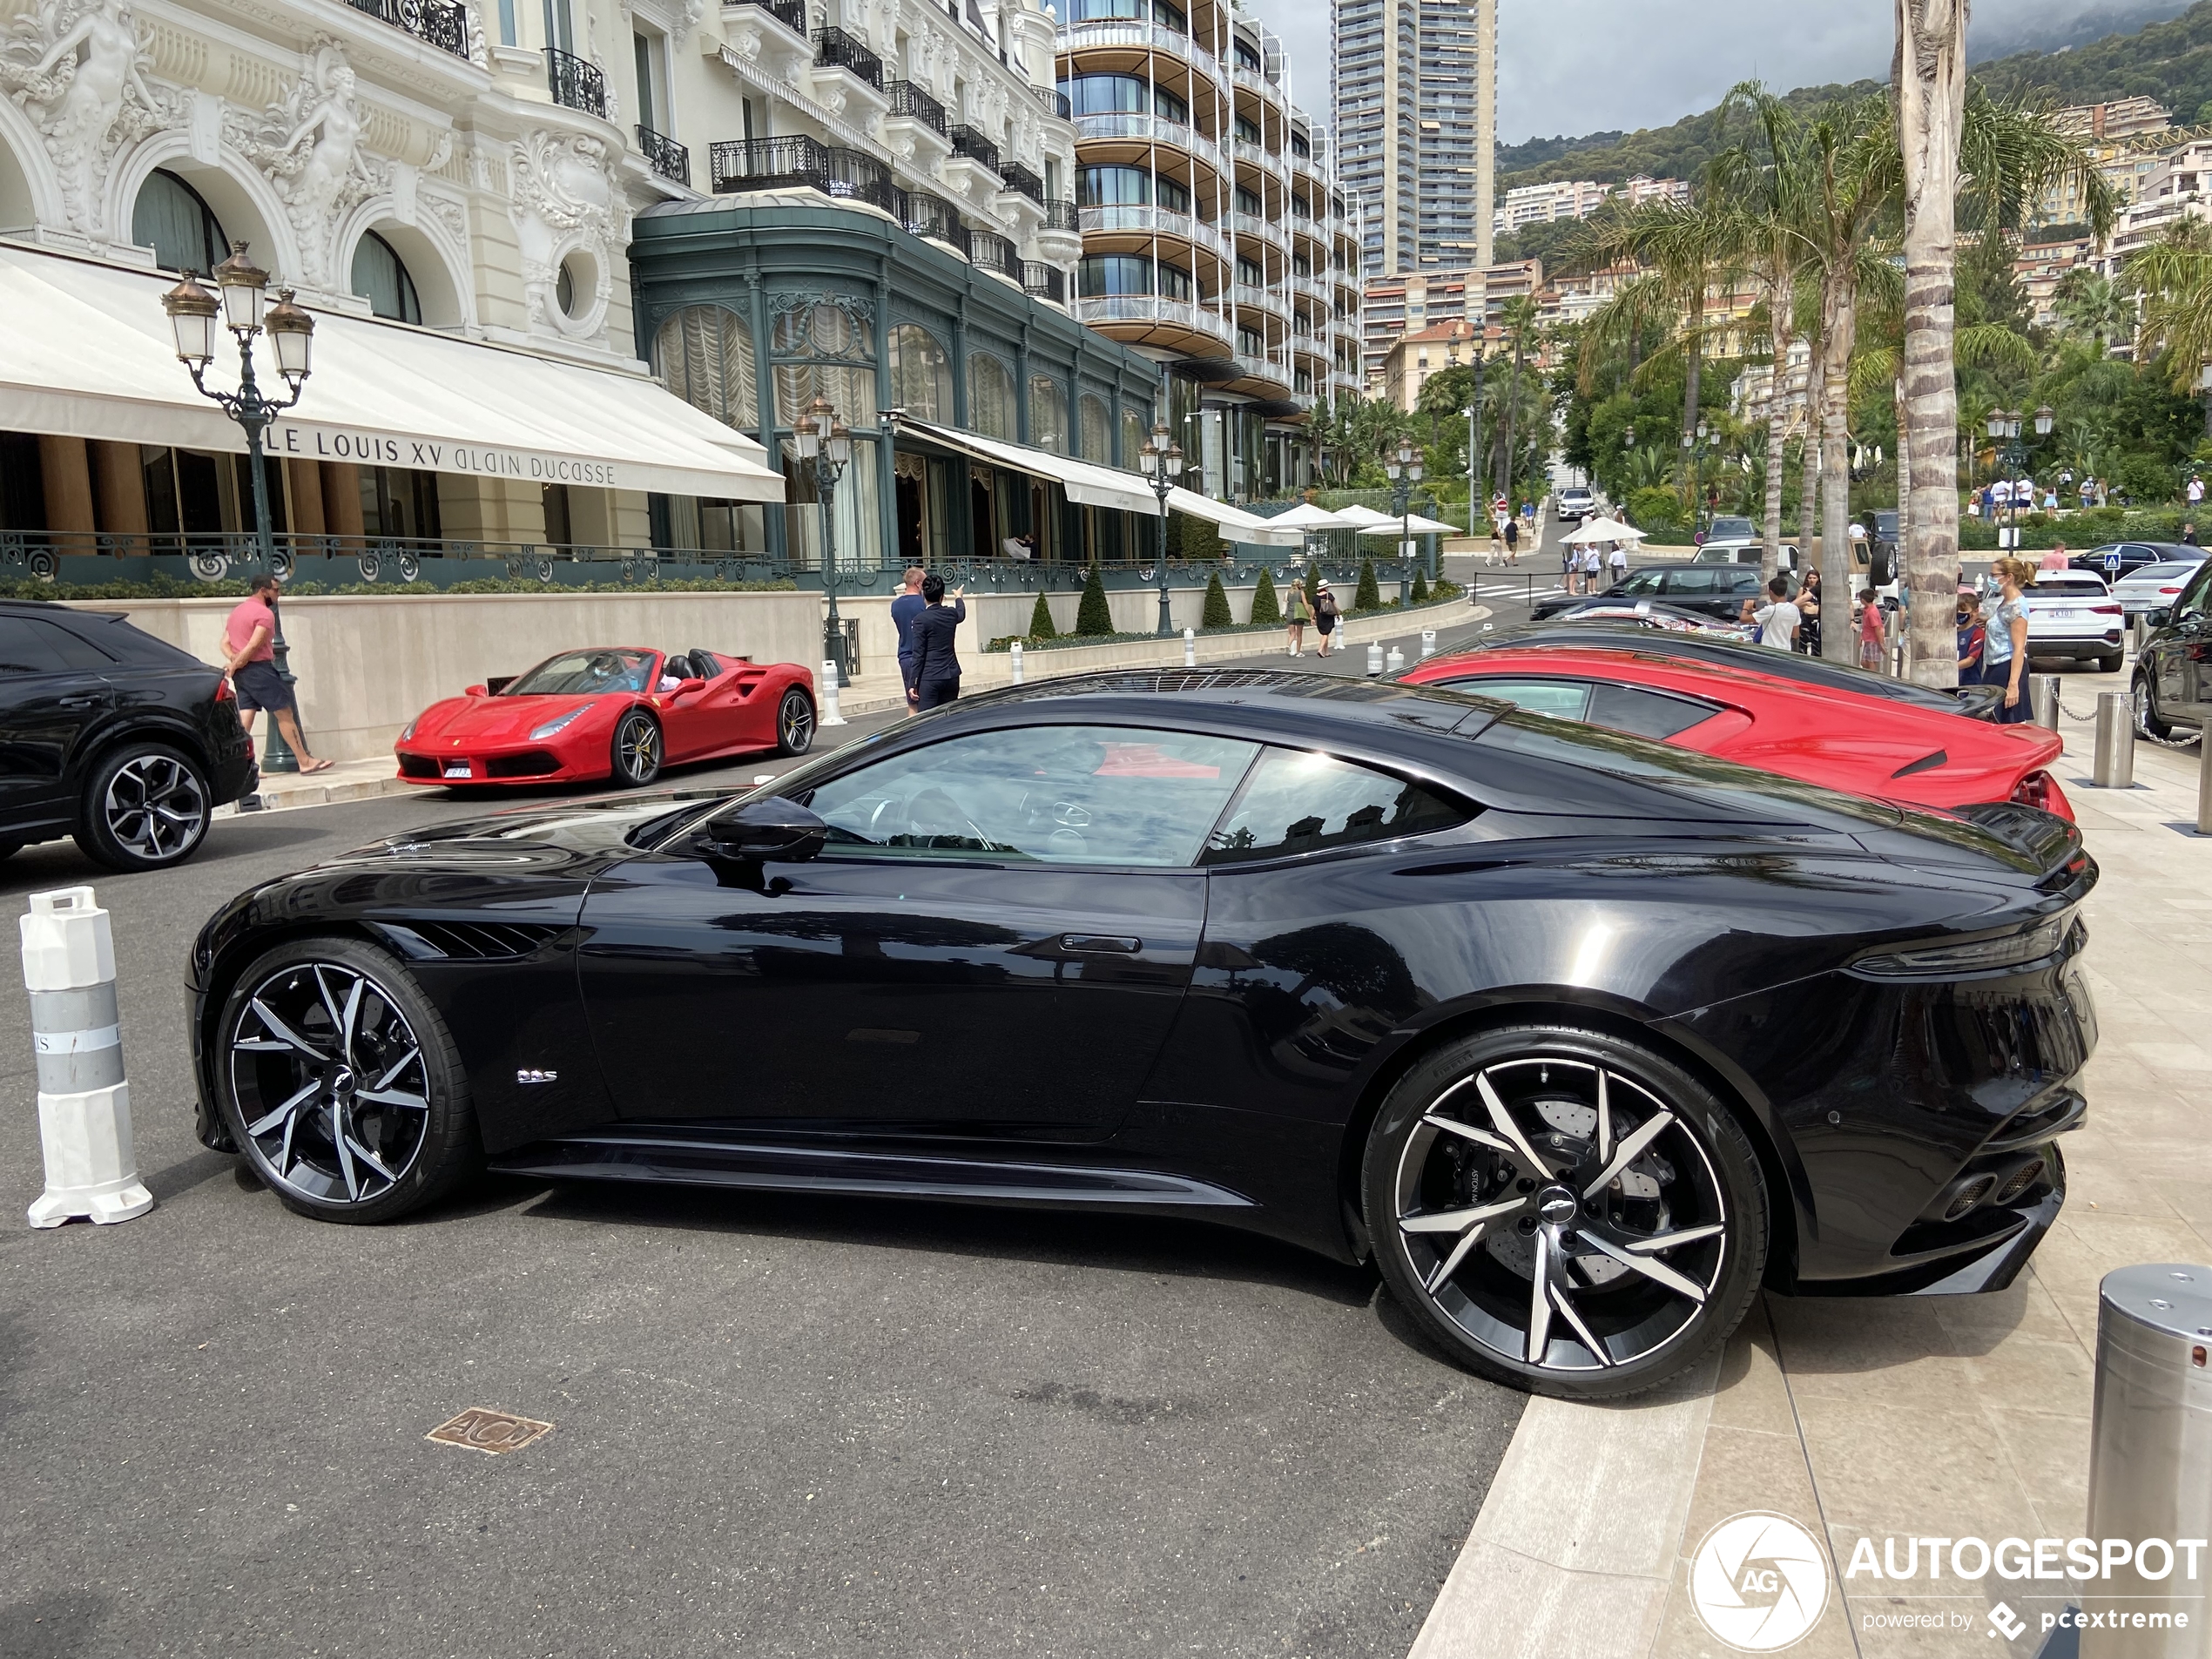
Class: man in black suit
908,573,968,711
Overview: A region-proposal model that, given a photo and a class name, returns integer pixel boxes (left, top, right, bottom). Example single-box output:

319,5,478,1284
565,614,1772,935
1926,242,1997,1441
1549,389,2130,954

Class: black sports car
1533,566,1771,624
189,671,2096,1399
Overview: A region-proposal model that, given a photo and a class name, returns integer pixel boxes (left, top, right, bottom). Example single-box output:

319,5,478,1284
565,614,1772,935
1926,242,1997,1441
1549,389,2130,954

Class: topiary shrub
1354,557,1381,611
1627,486,1687,535
1075,562,1114,637
1249,567,1280,625
1201,570,1233,627
1411,568,1430,604
1028,590,1057,641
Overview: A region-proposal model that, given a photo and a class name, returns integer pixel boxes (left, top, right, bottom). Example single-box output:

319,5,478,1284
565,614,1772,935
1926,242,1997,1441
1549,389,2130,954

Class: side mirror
464,683,489,698
673,678,707,698
694,796,826,863
2147,607,2173,629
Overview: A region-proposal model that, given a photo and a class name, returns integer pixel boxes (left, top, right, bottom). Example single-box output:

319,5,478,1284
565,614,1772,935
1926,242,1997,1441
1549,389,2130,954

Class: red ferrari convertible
395,647,816,790
1400,643,2073,819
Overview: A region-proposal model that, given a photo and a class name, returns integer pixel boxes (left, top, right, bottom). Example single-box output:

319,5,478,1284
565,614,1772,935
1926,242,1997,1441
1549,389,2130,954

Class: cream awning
0,245,786,503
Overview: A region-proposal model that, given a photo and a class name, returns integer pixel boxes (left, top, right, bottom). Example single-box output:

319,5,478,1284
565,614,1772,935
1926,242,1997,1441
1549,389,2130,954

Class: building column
320,462,365,537
88,441,147,541
38,435,95,538
287,457,327,536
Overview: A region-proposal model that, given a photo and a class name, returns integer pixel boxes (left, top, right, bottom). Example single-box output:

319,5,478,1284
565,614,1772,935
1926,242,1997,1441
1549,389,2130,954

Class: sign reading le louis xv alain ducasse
266,421,622,488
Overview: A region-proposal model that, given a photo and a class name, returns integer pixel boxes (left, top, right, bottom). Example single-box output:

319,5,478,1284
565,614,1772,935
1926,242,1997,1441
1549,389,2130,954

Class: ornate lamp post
794,394,853,683
1985,407,2052,549
1385,434,1423,604
1136,421,1184,636
162,243,314,772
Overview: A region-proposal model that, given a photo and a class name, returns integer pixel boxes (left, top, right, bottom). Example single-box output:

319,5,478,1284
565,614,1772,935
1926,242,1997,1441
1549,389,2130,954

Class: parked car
191,670,2096,1399
1700,516,1756,544
2072,543,2202,581
1692,540,1801,571
1517,602,1754,641
0,602,256,870
2014,570,2125,671
395,647,816,790
1555,486,1597,523
1534,564,1770,623
2112,560,2207,619
1861,509,1900,589
1399,643,2072,819
2131,557,2212,738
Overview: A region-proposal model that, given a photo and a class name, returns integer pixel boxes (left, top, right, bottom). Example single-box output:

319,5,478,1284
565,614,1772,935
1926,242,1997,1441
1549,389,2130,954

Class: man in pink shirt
222,574,331,772
2037,540,2072,575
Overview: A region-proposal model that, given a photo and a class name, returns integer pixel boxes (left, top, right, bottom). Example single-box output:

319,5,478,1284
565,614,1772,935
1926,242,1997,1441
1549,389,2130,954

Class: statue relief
511,129,622,336
229,40,386,287
0,0,176,238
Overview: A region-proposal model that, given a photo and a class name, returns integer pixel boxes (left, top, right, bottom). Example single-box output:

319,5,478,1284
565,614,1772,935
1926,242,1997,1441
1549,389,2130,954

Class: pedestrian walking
908,573,967,711
1285,577,1309,656
1742,576,1802,651
1503,516,1520,563
2189,475,2204,510
891,564,927,714
1795,568,1823,656
221,573,331,772
1980,557,2034,724
1856,587,1886,671
1956,590,1985,686
2186,522,2202,547
1607,540,1629,585
1312,577,1340,656
2079,477,2094,511
2037,539,2070,575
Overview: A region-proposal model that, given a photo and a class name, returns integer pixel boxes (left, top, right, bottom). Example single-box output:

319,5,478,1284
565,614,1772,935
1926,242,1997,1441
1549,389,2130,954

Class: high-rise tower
1332,0,1495,277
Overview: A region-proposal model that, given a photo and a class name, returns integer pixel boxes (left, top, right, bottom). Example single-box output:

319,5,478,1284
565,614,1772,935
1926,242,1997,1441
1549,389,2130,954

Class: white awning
0,245,786,503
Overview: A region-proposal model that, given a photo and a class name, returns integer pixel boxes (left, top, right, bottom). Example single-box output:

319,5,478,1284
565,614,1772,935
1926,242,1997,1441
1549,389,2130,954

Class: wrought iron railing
825,146,894,213
999,161,1044,204
711,134,832,193
1022,262,1066,303
812,26,883,90
948,125,1001,175
898,189,967,253
636,125,690,185
546,48,606,118
884,79,948,135
1034,84,1073,119
968,229,1018,278
347,0,469,58
730,0,807,35
1043,198,1081,233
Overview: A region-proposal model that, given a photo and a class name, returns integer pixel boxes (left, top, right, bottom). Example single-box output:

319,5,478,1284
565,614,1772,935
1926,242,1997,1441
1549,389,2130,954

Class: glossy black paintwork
189,672,2097,1285
2137,558,2212,733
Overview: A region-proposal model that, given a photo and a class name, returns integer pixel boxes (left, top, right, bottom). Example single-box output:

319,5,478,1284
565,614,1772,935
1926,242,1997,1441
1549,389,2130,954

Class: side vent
374,921,565,961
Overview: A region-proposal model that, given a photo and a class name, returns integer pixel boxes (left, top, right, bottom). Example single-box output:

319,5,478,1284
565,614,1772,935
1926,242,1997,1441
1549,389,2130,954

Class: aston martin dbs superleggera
395,647,815,790
192,670,2097,1398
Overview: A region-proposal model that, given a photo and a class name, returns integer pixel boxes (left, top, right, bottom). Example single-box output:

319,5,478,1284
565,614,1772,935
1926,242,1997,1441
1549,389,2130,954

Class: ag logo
1689,1511,1832,1651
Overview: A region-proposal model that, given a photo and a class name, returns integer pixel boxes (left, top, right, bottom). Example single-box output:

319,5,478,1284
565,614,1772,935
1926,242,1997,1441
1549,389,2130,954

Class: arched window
887,324,954,422
1078,395,1109,462
656,305,759,428
350,230,422,324
1120,408,1146,470
968,353,1014,439
767,298,874,428
132,169,226,275
1028,375,1068,454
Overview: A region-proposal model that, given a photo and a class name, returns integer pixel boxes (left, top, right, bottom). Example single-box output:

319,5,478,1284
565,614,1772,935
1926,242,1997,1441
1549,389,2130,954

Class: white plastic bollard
1385,644,1406,674
22,887,150,1228
1420,629,1437,659
818,658,846,726
1184,627,1196,667
1008,640,1024,685
1366,642,1384,678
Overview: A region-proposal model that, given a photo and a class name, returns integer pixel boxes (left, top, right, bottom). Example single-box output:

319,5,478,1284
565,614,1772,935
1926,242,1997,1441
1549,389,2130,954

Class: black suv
1534,563,1771,622
0,604,256,870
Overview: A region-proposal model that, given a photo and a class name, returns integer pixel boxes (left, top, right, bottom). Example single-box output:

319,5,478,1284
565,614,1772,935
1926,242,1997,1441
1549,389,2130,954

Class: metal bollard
1385,644,1406,674
2081,1264,2212,1658
2031,674,2060,731
22,887,150,1228
2092,691,2135,788
818,658,846,727
1183,627,1196,668
1008,641,1023,685
1366,642,1383,678
1420,629,1437,659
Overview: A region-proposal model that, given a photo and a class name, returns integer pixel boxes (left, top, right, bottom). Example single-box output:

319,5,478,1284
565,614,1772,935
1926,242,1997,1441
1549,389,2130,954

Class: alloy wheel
615,712,660,784
779,691,815,754
103,752,207,862
229,961,432,1205
1393,1055,1730,1375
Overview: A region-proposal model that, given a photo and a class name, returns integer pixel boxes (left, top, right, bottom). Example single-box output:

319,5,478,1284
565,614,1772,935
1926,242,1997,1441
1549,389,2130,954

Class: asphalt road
0,631,1529,1659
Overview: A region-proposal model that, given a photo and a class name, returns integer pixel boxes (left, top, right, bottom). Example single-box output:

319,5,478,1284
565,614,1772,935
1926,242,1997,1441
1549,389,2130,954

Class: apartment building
1358,258,1537,389
1380,315,1479,411
2054,96,2174,144
1489,172,1686,239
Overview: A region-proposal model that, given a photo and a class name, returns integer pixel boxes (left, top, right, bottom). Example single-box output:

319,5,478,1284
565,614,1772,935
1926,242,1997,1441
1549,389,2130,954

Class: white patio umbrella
1562,516,1648,544
1330,503,1400,528
1263,502,1359,531
1359,512,1459,536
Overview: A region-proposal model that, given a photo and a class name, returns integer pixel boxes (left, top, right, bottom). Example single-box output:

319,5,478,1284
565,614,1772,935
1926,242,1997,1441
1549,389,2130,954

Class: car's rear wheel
776,688,816,756
217,937,477,1224
610,709,661,787
2134,672,2175,740
2097,651,2123,673
1365,1025,1768,1399
75,742,210,871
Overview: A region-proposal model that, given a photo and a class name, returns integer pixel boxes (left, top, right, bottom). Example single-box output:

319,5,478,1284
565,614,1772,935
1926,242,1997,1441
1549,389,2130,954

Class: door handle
1061,934,1141,954
57,694,103,708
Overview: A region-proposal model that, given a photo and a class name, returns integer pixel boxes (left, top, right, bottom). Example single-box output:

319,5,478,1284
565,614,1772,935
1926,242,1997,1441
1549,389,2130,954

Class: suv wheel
75,742,211,871
2134,673,2175,740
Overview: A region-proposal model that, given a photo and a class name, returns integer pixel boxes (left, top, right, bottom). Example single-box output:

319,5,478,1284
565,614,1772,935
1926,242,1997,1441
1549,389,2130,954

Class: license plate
442,761,471,779
2051,609,2090,621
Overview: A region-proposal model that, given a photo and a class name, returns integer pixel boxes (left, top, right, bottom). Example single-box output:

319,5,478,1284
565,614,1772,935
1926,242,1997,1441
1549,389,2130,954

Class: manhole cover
426,1407,553,1455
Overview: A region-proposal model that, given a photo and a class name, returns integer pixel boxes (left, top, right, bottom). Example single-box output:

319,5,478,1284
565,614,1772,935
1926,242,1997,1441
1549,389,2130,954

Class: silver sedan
2113,557,2209,617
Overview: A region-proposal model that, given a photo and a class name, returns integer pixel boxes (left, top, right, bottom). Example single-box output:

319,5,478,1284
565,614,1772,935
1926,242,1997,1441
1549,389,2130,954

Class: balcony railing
731,0,807,36
546,47,607,118
1043,198,1081,233
1033,84,1074,120
636,125,690,185
898,188,968,251
711,134,833,193
1072,293,1232,346
885,79,948,136
825,145,894,213
999,161,1044,204
812,26,883,90
347,0,469,58
1022,262,1066,303
968,229,1018,278
948,125,1001,176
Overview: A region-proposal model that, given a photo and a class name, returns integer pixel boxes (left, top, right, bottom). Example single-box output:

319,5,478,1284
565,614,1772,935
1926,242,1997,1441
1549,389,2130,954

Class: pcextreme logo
1690,1512,1833,1652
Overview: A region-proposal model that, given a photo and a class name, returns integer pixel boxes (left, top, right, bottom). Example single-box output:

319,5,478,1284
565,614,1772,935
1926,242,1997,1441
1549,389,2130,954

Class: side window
1617,569,1664,596
2180,562,2212,620
1730,571,1765,593
1437,678,1592,720
0,617,108,674
802,725,1258,866
1662,570,1717,596
1203,748,1467,866
1586,683,1723,740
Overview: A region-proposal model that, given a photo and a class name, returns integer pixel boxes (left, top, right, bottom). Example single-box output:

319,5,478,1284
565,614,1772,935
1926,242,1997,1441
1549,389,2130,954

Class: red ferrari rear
1402,644,2072,820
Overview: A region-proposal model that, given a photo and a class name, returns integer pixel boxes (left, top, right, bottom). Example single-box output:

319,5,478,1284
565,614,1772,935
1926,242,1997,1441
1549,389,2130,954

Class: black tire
2134,672,2175,740
73,741,211,871
610,708,662,787
215,936,477,1224
2097,652,2123,674
1363,1023,1768,1400
775,687,816,756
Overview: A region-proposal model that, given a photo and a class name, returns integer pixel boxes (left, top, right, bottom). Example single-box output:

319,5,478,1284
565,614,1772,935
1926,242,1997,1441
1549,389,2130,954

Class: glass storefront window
1028,376,1068,454
1079,395,1109,462
888,324,954,423
767,298,875,430
968,354,1015,439
779,435,880,572
656,305,760,429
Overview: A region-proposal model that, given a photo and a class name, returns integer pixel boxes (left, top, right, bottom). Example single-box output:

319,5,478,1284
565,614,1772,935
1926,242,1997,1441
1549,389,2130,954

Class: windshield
502,649,657,697
1707,516,1753,539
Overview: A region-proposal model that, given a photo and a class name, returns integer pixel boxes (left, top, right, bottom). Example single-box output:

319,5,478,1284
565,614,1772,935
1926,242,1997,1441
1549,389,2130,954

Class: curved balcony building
1058,1,1360,497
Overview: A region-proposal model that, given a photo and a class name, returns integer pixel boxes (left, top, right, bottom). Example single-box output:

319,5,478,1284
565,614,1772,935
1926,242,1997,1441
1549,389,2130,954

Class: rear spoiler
1953,802,2092,892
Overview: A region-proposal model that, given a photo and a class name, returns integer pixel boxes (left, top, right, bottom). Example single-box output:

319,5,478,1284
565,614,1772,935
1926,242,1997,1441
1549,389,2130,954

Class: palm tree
2054,269,2128,354
1494,295,1541,508
2131,220,2212,392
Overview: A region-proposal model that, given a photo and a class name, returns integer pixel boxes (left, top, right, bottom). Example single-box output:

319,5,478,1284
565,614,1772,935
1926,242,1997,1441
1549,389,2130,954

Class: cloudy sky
1240,0,2192,146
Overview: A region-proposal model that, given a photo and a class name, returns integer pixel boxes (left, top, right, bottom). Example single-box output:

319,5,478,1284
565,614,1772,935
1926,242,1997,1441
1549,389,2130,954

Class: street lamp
162,243,314,773
1135,421,1184,635
1985,407,2046,549
794,393,853,682
1385,434,1423,603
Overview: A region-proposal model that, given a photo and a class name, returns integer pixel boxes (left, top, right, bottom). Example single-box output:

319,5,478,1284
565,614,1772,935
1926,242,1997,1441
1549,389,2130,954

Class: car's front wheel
217,937,477,1224
776,687,816,756
76,741,211,870
1365,1025,1768,1399
610,709,662,787
2134,672,2175,740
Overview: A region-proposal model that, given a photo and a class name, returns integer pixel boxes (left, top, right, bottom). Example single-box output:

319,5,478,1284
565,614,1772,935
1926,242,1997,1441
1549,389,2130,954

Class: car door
575,723,1257,1141
658,653,772,764
1659,568,1729,618
0,614,118,834
2157,562,2212,723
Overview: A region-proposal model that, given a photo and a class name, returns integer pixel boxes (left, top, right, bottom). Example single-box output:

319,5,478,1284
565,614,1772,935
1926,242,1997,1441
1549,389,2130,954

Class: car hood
343,790,732,862
408,693,623,745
